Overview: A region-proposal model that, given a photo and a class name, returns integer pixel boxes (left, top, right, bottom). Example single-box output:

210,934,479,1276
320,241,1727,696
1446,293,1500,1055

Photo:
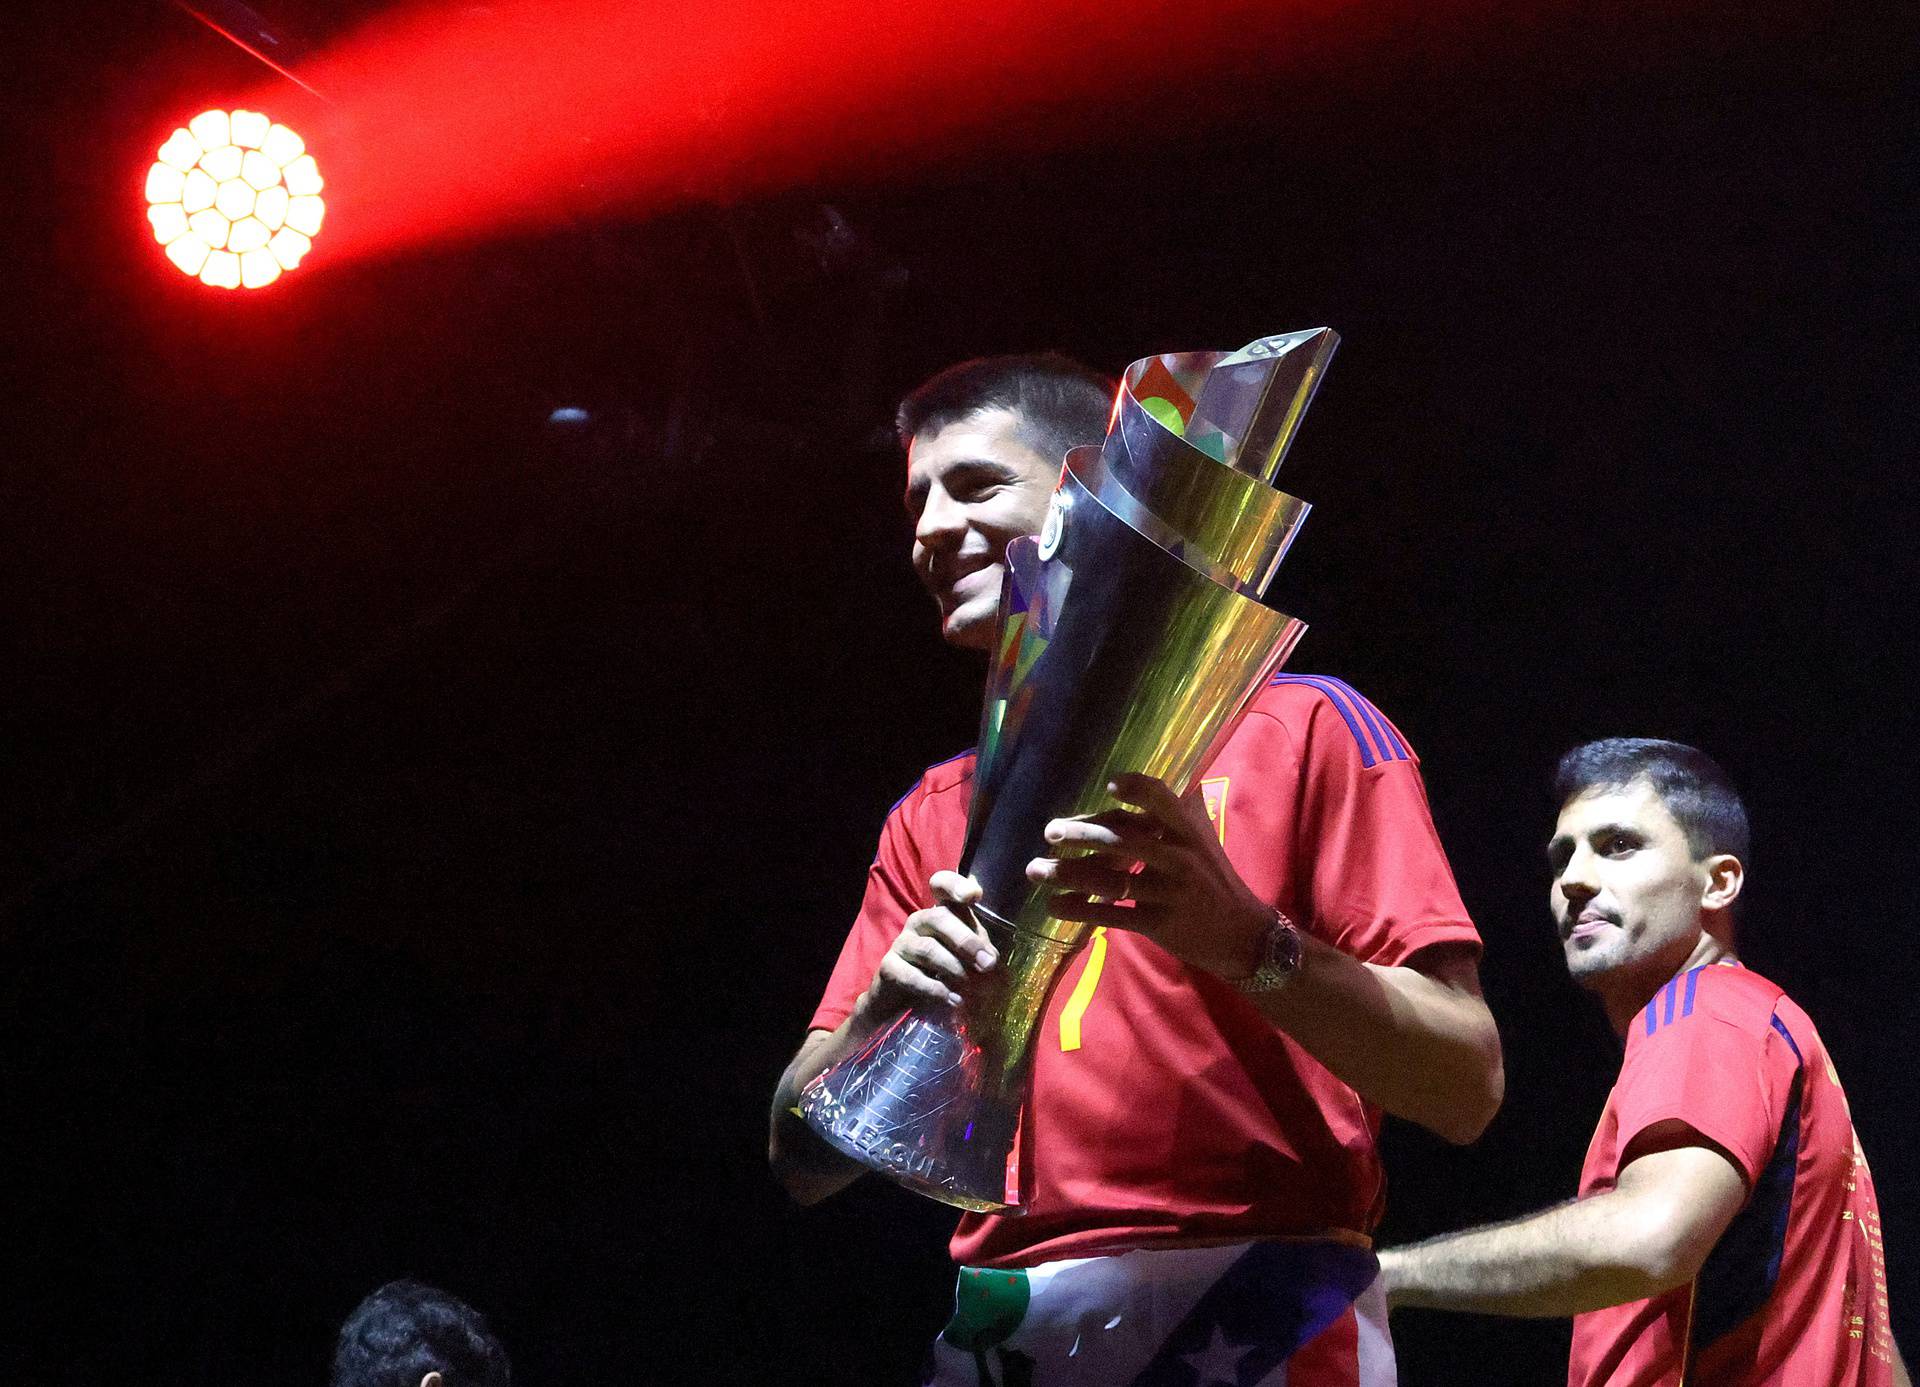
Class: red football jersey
1569,963,1896,1387
808,675,1481,1269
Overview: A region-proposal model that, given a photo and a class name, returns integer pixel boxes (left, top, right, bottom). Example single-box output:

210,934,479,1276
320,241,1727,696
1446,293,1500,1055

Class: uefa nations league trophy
799,329,1339,1211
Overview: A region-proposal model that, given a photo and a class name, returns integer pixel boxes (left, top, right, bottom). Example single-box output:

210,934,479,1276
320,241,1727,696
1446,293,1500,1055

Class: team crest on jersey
1200,776,1230,845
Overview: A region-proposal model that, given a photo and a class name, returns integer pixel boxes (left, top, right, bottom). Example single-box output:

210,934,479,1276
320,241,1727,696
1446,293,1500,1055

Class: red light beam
237,0,1378,267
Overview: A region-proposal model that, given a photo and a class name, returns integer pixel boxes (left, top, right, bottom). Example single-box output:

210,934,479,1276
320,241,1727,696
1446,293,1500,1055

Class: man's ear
420,1372,444,1387
1701,853,1744,913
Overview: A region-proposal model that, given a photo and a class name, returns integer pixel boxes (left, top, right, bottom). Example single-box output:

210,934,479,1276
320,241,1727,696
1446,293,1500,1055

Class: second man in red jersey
1380,738,1908,1387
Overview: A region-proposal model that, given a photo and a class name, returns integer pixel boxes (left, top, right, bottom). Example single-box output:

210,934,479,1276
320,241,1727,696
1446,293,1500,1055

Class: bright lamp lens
147,110,323,288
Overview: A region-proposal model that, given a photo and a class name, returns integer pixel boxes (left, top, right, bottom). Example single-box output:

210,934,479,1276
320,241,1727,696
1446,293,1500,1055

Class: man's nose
915,487,965,548
1557,852,1598,906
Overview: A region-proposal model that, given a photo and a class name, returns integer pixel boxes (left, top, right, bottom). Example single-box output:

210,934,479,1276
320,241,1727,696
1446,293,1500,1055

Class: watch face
1235,916,1300,992
1273,920,1302,973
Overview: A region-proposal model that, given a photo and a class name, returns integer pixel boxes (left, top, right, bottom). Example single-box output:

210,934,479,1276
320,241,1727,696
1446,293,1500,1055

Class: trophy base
798,1008,1023,1214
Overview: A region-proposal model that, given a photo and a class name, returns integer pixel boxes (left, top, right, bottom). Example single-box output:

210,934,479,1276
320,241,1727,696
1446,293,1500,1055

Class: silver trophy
801,330,1338,1210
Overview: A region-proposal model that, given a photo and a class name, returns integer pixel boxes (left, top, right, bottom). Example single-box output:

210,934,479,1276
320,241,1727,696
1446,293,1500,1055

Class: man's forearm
1029,774,1502,1142
767,1006,890,1204
1380,1190,1691,1317
1251,940,1503,1144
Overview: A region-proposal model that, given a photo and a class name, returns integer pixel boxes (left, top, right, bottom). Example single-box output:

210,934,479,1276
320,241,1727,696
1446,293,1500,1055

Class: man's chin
942,615,996,652
1563,942,1615,984
939,599,1001,652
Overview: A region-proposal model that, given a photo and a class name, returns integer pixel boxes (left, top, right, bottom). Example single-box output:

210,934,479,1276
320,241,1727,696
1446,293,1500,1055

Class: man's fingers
1109,771,1182,812
1109,773,1212,842
1045,806,1155,842
1086,804,1161,833
1027,856,1157,902
877,952,963,1008
899,930,969,982
926,872,993,966
1042,817,1184,869
930,870,982,906
909,905,997,971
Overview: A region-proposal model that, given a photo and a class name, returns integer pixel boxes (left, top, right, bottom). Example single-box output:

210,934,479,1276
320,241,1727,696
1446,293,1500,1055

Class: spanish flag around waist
928,1238,1380,1386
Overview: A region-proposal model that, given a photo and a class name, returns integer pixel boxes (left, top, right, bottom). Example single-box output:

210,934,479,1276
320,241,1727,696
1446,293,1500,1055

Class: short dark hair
895,353,1115,468
1553,738,1750,863
331,1281,511,1387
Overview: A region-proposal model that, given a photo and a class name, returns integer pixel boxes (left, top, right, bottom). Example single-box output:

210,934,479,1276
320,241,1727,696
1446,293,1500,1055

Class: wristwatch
1231,909,1303,993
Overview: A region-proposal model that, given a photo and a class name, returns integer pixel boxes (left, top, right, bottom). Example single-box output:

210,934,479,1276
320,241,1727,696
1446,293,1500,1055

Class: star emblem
1182,1325,1256,1386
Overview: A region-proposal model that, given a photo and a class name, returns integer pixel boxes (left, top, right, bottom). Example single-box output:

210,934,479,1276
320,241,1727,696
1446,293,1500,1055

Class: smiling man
902,389,1087,652
770,354,1502,1385
1380,738,1907,1386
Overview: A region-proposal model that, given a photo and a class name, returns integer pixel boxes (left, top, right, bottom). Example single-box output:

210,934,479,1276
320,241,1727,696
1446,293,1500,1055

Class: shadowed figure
331,1280,511,1387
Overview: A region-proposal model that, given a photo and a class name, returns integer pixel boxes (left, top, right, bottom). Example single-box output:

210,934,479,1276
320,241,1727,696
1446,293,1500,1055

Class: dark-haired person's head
898,354,1114,651
1546,738,1748,998
330,1281,511,1387
896,354,1115,468
1553,738,1749,864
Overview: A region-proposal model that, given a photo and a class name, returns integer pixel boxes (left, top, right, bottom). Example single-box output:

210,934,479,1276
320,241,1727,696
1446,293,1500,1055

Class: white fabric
922,1241,1388,1387
1350,1275,1397,1387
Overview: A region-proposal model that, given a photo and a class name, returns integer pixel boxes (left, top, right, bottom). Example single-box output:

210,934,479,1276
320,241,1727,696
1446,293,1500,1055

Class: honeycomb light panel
146,110,323,289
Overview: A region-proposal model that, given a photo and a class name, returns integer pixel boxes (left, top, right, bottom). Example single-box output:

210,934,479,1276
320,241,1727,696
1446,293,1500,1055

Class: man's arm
1031,772,1503,1144
768,874,997,1204
1248,936,1501,1145
769,1025,874,1206
1378,1128,1748,1316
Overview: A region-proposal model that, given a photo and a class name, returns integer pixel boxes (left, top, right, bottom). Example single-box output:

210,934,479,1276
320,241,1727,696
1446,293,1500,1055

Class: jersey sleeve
1612,977,1801,1187
1285,685,1480,968
806,786,930,1034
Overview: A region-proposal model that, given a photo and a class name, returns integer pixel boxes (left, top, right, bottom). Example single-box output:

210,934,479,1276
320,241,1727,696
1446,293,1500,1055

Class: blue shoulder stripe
1644,965,1710,1036
1267,674,1413,768
1769,1014,1803,1061
886,748,975,817
1330,676,1412,760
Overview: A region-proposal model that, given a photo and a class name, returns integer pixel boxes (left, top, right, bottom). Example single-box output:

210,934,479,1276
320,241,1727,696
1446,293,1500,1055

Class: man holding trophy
770,343,1504,1385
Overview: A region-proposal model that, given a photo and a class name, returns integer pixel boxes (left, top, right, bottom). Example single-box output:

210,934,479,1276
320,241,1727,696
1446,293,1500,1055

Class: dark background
5,1,1914,1382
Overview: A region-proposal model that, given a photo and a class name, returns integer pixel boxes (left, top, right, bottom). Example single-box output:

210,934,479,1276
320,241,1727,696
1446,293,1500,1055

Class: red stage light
225,0,1408,269
146,109,323,289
